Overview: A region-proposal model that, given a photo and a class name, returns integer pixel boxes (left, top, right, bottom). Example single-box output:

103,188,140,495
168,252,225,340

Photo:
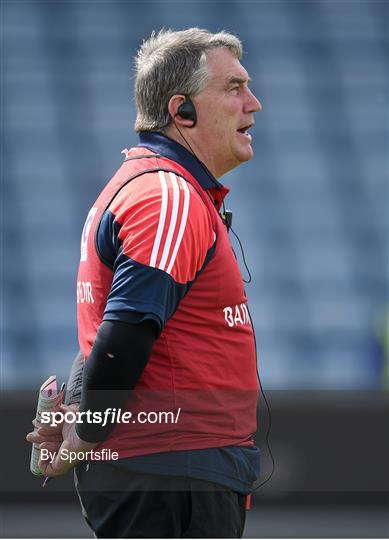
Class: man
27,28,262,538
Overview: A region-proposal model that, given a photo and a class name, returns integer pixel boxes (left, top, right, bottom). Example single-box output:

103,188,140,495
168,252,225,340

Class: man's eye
230,86,240,93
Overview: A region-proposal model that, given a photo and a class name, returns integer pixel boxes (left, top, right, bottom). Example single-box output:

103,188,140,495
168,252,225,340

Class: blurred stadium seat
2,0,387,390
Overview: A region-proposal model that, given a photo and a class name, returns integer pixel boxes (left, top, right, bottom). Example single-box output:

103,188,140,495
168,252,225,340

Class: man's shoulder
108,167,208,227
98,153,216,283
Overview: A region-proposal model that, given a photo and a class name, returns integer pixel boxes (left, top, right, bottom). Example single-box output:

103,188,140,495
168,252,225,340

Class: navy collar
138,131,223,191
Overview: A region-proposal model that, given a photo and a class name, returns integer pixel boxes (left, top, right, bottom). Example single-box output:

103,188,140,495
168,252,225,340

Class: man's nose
245,88,262,113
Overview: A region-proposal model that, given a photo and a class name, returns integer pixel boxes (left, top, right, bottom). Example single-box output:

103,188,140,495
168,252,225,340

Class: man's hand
38,404,99,477
26,403,80,454
26,418,63,450
26,403,80,452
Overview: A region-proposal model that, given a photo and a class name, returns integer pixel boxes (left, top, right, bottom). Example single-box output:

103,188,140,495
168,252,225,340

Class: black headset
176,96,197,127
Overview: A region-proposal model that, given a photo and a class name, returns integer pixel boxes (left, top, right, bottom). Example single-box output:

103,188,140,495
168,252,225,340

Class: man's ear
168,95,195,127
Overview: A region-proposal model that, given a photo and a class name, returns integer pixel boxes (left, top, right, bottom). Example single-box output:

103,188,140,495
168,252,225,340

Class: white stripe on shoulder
149,171,169,267
158,172,180,270
166,176,190,274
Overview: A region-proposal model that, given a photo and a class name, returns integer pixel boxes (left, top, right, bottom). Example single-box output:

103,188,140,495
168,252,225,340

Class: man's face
192,47,261,178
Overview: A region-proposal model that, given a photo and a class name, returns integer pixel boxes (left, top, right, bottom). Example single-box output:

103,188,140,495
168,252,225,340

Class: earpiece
176,97,197,127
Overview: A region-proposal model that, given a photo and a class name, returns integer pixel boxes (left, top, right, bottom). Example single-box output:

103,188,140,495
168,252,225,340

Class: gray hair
134,28,243,132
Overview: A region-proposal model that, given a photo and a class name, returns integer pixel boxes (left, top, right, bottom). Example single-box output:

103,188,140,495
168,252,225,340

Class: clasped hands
26,404,98,477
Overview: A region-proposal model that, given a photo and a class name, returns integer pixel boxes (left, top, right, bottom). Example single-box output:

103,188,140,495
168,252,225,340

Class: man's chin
236,146,254,163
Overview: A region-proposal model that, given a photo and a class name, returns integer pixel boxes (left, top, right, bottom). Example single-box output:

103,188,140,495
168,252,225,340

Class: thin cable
247,304,276,492
173,118,275,491
229,226,252,284
253,372,275,490
173,120,227,216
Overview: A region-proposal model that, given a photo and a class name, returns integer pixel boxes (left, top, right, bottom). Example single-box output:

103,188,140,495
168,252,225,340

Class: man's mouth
237,123,253,136
237,123,253,140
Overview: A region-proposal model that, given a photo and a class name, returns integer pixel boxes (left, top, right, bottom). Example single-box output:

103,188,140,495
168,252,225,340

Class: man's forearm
75,319,157,443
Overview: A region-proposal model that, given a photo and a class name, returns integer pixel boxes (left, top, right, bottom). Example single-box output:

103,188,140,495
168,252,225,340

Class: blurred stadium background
1,0,388,537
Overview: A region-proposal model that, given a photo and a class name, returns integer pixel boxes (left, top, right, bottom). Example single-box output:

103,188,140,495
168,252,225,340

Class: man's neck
163,126,220,179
